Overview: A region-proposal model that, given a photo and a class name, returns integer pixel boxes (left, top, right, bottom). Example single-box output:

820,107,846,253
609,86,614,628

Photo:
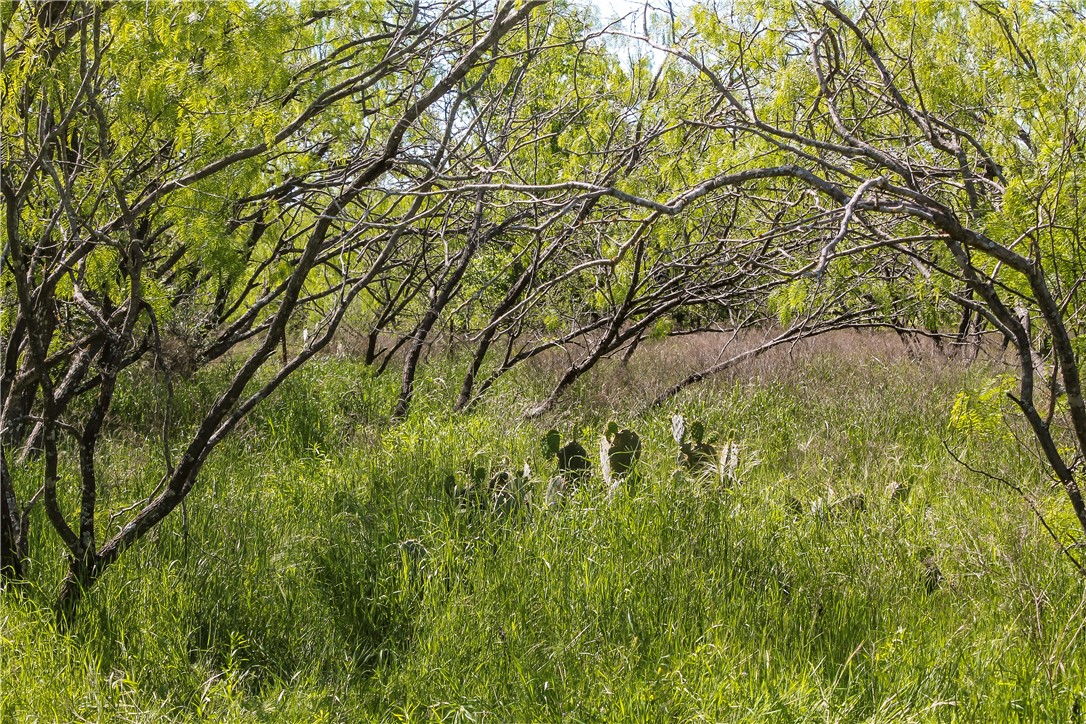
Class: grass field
3,333,1086,721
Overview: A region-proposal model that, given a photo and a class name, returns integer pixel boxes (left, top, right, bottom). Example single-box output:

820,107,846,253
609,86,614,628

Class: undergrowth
3,339,1086,721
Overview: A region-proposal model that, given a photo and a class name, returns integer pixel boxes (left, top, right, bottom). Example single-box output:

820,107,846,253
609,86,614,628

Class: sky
577,0,687,67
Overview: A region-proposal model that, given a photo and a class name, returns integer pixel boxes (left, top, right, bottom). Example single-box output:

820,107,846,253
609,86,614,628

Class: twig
943,439,1086,577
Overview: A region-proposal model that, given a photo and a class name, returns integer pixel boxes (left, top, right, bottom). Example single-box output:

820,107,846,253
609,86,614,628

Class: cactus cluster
672,415,716,470
451,417,772,514
450,454,531,516
672,413,740,486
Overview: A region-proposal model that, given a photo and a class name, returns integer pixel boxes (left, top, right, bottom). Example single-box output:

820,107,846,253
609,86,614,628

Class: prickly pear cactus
452,454,492,511
547,429,590,486
602,422,641,479
686,441,717,471
489,469,517,516
604,420,619,439
718,441,740,485
599,421,617,486
556,440,590,481
443,472,458,499
543,429,562,458
671,414,686,445
689,421,705,445
675,418,717,473
613,430,641,475
489,462,532,517
517,461,533,509
545,474,569,507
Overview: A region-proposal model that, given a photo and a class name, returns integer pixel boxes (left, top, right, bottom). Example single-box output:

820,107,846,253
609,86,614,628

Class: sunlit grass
4,338,1086,721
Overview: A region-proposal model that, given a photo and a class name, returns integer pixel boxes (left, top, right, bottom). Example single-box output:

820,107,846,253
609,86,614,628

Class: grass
3,333,1086,721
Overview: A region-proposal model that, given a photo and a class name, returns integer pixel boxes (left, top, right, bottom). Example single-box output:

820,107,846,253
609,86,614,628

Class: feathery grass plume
887,480,911,503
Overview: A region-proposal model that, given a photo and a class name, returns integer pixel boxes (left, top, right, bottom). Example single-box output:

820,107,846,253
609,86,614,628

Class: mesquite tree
607,0,1086,543
0,0,545,621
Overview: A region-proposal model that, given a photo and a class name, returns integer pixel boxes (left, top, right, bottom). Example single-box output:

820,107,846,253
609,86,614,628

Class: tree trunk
454,264,536,411
393,207,525,418
393,309,440,418
455,326,497,411
54,556,97,628
526,361,591,418
364,328,380,366
1,454,24,582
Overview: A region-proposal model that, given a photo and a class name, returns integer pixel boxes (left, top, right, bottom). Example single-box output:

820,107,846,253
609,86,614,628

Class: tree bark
0,449,24,582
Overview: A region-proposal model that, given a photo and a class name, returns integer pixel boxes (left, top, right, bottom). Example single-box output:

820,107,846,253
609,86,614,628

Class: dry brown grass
539,328,1006,414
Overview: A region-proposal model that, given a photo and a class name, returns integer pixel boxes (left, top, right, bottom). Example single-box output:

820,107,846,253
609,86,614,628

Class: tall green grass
3,342,1085,721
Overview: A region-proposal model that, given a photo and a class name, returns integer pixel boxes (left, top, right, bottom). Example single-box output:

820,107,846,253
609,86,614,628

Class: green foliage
769,278,811,326
650,316,673,341
948,374,1016,440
